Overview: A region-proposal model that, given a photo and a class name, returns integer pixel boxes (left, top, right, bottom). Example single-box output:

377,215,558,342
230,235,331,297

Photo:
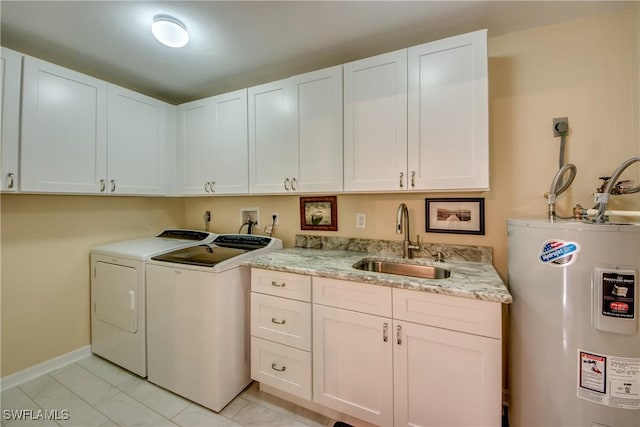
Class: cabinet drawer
313,277,392,317
392,288,501,339
251,293,311,351
251,269,311,301
251,336,311,401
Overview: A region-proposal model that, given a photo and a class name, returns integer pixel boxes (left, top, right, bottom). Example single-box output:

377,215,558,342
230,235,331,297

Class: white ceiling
0,1,632,105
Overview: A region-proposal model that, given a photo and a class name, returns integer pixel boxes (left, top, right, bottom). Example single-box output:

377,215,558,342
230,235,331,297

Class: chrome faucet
593,156,640,223
396,203,420,258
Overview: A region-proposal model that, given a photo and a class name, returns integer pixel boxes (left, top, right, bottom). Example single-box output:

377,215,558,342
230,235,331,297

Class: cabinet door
176,97,215,194
21,56,107,193
393,320,502,427
211,89,248,194
107,85,168,195
177,89,248,195
313,304,393,427
292,66,343,192
248,79,297,194
344,49,407,191
408,29,488,190
0,47,21,192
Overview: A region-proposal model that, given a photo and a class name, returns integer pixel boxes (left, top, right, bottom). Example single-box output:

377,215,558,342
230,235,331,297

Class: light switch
356,213,366,228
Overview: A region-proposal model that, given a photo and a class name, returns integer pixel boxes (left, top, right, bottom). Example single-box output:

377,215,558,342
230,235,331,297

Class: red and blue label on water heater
538,239,581,267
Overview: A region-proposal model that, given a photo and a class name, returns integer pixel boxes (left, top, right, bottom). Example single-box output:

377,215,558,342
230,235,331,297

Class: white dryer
90,229,216,377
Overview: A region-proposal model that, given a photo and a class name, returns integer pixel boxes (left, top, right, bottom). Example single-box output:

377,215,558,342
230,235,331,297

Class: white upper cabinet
248,78,297,194
107,85,171,195
21,56,108,193
177,89,248,195
292,66,343,193
12,29,486,196
343,49,408,192
20,55,172,195
1,47,22,192
344,29,489,192
249,66,343,194
408,29,489,191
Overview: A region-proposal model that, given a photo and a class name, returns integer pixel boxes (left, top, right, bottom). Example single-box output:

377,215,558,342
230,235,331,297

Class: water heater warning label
578,350,640,409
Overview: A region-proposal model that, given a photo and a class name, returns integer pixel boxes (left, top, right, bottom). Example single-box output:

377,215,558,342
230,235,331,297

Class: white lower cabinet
251,336,312,400
393,320,501,426
250,269,312,400
313,304,394,427
250,269,503,426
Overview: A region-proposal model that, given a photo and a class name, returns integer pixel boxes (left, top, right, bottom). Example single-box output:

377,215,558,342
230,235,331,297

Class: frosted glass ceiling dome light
151,14,189,48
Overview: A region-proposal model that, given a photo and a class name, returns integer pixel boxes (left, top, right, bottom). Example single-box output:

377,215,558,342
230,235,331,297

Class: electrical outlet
552,117,569,137
271,212,279,225
356,213,366,229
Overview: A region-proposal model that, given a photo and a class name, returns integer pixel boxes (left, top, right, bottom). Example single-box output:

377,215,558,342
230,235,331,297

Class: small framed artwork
425,198,485,235
300,196,338,231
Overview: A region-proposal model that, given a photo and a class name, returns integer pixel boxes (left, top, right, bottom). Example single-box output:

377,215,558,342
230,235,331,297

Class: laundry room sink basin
353,258,450,279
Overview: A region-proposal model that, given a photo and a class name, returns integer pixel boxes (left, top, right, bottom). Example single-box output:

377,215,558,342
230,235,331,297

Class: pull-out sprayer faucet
396,203,420,258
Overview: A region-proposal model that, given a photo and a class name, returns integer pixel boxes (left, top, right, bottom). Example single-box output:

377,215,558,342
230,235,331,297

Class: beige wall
1,4,639,377
0,195,184,376
186,4,640,281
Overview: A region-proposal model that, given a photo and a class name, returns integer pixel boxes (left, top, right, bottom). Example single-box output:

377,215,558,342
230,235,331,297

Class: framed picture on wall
300,196,338,231
425,198,485,235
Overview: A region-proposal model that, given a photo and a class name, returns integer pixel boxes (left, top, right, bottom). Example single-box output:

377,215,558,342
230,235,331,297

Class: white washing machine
90,229,216,377
146,234,282,411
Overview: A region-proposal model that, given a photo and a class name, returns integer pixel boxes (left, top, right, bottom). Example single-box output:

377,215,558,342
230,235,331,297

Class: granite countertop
245,245,512,304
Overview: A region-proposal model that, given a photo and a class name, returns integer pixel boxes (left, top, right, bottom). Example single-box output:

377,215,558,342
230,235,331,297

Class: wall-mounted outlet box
356,213,367,229
240,207,260,226
552,117,569,137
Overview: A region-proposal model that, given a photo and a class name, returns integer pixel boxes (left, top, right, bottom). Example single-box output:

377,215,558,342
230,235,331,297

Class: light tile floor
1,355,333,427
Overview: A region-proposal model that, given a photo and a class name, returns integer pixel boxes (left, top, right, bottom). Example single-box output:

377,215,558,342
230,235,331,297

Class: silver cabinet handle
110,180,116,192
271,363,286,372
210,181,215,193
411,171,415,187
399,172,404,188
396,324,402,345
383,322,388,342
291,177,297,191
271,317,286,325
271,281,286,287
204,182,210,192
100,179,106,192
284,178,290,191
7,172,14,189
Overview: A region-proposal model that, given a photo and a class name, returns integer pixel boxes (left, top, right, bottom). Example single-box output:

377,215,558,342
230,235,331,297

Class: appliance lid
149,234,278,267
151,244,248,267
91,229,216,260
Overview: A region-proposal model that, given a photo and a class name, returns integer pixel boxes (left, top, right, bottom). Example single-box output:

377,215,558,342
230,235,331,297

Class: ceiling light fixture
151,14,189,48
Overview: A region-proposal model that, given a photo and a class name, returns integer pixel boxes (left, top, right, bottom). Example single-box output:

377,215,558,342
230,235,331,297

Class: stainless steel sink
353,259,450,279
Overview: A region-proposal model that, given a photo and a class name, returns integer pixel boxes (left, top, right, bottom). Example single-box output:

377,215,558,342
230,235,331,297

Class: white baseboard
1,345,92,391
